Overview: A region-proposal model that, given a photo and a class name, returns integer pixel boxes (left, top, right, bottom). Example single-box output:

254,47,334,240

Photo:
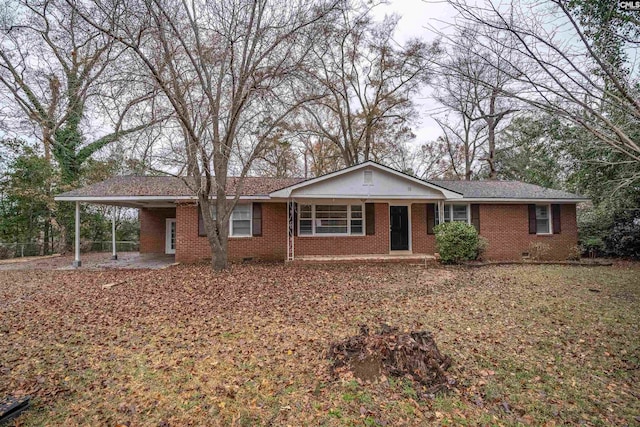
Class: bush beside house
435,222,481,264
605,219,640,259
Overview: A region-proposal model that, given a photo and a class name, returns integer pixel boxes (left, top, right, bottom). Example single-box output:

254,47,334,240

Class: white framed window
210,203,253,237
452,204,468,222
299,204,313,235
350,205,364,234
315,204,348,234
231,204,252,236
536,204,552,235
435,203,470,225
298,204,364,236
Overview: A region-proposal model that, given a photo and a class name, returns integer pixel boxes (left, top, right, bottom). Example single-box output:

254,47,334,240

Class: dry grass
0,263,638,426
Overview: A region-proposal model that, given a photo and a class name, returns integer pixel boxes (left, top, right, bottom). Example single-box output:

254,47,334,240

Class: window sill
297,234,366,238
198,235,254,239
435,221,471,226
536,233,554,236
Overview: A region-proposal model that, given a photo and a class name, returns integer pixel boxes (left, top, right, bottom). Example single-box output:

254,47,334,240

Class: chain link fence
0,241,139,260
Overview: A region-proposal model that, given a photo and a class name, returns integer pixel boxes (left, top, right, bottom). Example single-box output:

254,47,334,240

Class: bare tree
292,3,438,168
430,23,522,178
432,46,487,179
71,0,339,270
301,136,344,177
433,113,486,180
445,0,640,165
252,134,303,178
413,139,457,180
0,0,162,251
0,0,160,184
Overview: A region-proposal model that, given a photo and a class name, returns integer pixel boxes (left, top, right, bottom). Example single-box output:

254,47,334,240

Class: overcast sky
0,0,459,158
374,0,459,145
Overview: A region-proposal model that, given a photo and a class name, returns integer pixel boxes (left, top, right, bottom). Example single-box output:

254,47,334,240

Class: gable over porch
269,162,463,261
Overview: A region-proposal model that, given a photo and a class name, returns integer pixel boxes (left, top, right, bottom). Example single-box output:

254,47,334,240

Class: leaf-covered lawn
1,263,638,426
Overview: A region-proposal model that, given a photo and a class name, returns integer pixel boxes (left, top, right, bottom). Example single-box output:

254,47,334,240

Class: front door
165,218,176,254
390,206,409,251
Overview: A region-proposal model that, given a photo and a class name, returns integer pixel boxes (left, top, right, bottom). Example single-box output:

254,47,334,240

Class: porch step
290,254,438,265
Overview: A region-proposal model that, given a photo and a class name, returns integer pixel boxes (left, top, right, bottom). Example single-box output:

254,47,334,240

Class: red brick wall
139,208,176,253
175,202,287,263
166,201,578,262
294,203,390,256
411,203,437,254
479,203,578,260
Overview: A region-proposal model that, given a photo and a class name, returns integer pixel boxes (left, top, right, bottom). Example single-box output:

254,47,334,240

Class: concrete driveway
0,252,176,271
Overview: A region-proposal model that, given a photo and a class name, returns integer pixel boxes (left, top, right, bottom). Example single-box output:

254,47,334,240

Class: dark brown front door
390,206,409,251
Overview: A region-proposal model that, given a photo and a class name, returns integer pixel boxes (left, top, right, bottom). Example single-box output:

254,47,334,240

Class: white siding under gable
289,167,444,199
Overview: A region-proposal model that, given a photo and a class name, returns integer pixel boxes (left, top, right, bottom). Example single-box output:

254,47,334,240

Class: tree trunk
363,119,373,162
487,122,496,179
43,218,50,255
342,148,354,168
212,246,228,271
205,224,229,272
200,197,231,271
487,91,497,179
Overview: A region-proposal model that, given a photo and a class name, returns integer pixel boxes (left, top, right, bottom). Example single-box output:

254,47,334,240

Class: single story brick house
55,161,588,265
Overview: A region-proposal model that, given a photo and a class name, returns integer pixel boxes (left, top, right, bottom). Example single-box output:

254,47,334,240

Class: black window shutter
252,203,262,236
365,203,375,235
426,203,436,235
198,205,206,237
528,204,537,234
552,204,561,234
471,204,480,232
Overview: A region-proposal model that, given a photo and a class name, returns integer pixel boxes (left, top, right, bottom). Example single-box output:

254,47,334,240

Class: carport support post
111,207,118,260
72,201,81,268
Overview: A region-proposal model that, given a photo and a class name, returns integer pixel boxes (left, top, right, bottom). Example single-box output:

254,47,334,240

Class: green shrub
577,206,611,257
476,236,490,261
434,222,480,264
604,218,640,259
581,236,604,257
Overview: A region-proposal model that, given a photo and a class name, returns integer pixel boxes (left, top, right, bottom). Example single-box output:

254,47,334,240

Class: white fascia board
54,195,270,202
270,189,292,198
270,195,446,200
447,198,590,203
54,195,194,202
269,161,463,199
223,196,271,200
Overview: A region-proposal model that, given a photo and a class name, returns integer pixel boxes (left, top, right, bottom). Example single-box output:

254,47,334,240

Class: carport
54,176,190,268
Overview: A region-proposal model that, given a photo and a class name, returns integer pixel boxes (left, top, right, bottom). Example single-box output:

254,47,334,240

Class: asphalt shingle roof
429,180,585,200
57,174,585,201
57,176,304,198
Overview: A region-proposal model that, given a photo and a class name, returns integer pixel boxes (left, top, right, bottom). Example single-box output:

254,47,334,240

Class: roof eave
53,195,272,202
448,197,590,203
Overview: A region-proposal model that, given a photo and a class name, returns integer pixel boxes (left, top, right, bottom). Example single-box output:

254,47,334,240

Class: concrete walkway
0,252,176,271
291,254,437,264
